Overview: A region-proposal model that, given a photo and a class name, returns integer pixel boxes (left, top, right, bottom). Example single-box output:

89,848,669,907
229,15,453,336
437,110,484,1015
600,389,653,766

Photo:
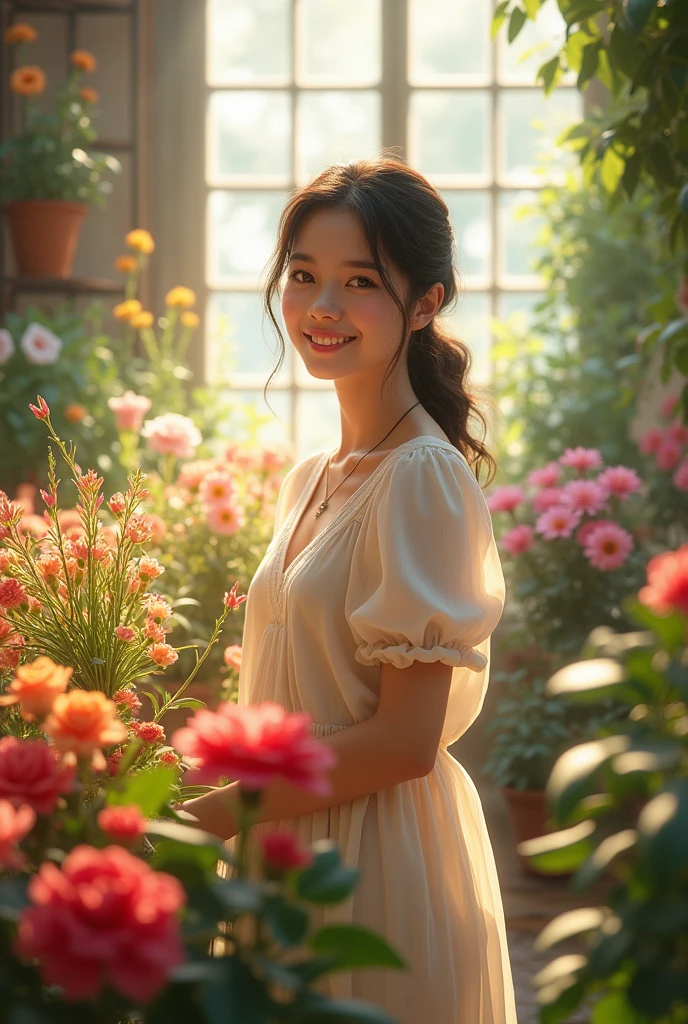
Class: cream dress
234,436,517,1023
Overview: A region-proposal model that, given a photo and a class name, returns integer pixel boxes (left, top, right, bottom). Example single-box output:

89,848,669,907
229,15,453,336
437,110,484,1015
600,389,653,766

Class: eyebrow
288,252,379,271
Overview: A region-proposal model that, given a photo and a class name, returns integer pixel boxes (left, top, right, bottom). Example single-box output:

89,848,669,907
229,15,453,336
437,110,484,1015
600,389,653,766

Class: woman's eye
290,270,313,283
350,276,375,289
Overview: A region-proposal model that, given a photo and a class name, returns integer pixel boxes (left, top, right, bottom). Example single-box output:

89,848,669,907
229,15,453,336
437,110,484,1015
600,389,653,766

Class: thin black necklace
314,401,421,518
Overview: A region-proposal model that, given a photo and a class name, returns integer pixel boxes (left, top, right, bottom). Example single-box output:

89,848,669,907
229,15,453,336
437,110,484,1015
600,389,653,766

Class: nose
308,285,342,321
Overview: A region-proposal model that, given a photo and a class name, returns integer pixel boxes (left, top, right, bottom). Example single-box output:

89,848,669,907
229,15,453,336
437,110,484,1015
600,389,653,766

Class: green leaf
523,0,541,16
622,0,657,34
283,994,398,1024
310,925,406,972
547,658,626,699
577,42,600,89
214,878,263,915
534,907,606,952
296,843,360,905
622,150,642,198
674,340,688,376
491,1,511,40
108,764,178,816
537,55,562,95
508,6,527,43
637,779,688,876
547,736,630,823
202,955,276,1024
591,990,645,1024
573,829,637,889
264,896,310,947
518,819,597,873
609,23,641,76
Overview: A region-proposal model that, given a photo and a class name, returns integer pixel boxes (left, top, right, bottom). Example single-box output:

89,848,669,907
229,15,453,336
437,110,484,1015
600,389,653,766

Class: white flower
0,329,15,365
20,323,63,365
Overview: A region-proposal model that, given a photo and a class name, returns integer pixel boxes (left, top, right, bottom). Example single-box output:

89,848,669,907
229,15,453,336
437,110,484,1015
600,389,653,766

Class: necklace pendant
314,499,329,518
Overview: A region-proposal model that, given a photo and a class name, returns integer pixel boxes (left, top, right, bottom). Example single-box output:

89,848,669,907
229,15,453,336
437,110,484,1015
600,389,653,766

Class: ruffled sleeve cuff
355,639,488,672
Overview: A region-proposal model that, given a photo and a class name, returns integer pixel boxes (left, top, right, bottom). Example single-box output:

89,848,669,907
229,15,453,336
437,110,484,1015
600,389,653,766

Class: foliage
519,552,688,1023
0,34,119,205
492,177,679,480
0,305,122,496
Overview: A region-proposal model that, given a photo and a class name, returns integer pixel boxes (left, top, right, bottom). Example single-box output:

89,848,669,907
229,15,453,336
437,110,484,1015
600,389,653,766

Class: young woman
183,157,517,1023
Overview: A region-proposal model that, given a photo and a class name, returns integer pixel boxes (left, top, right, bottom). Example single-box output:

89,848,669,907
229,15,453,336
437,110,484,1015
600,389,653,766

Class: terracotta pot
502,786,569,878
3,199,88,277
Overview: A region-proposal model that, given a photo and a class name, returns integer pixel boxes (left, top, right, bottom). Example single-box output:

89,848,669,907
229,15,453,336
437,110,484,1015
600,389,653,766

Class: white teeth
310,336,352,346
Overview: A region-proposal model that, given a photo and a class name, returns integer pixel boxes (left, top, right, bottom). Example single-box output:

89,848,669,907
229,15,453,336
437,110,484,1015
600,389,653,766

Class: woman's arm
180,660,453,840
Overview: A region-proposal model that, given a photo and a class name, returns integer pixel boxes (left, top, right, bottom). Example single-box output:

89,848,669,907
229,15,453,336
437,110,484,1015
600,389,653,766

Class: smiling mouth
304,333,357,348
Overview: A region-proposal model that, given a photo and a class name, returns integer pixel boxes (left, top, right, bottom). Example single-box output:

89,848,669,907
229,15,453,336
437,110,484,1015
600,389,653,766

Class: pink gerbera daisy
535,505,581,540
500,524,535,556
527,463,561,488
640,427,663,455
559,447,603,472
657,437,682,470
199,471,237,507
561,479,609,515
206,502,246,536
583,522,634,571
596,466,642,501
533,487,564,514
486,486,525,514
575,518,617,548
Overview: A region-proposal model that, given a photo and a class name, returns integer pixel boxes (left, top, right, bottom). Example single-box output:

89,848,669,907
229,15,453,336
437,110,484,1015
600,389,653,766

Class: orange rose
130,311,154,329
79,86,99,104
165,286,196,308
43,691,127,768
125,229,154,254
114,254,138,274
113,299,142,322
4,23,38,44
180,311,199,329
0,656,72,722
70,50,96,73
10,65,45,97
64,403,87,424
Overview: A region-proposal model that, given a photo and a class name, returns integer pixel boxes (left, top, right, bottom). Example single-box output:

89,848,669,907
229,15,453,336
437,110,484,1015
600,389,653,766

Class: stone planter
3,199,88,277
502,786,569,877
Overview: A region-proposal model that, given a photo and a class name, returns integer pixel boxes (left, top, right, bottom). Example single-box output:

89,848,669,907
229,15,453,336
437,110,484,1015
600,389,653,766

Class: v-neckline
277,435,457,583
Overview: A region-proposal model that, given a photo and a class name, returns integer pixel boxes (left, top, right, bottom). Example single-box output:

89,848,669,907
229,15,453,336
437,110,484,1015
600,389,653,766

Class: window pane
216,388,292,446
498,292,545,328
497,2,566,83
297,389,340,459
208,92,291,182
442,191,491,279
499,89,581,181
439,292,491,383
296,91,381,183
207,190,285,284
207,0,291,84
297,0,381,85
207,292,291,381
410,91,491,179
499,191,545,280
409,0,490,81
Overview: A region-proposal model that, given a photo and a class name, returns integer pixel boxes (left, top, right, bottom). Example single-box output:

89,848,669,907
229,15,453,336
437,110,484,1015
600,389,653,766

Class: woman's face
281,208,407,382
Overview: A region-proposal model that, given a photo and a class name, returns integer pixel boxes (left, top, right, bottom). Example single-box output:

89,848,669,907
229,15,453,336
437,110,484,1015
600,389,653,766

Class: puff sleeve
345,446,505,673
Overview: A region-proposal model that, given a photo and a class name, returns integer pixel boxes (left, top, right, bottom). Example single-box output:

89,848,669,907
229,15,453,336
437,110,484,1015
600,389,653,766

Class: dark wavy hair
263,156,496,486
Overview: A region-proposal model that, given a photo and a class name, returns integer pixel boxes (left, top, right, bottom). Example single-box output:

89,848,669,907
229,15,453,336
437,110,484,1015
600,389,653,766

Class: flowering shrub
487,446,651,658
636,392,688,545
0,28,120,203
0,657,404,1022
520,544,688,1022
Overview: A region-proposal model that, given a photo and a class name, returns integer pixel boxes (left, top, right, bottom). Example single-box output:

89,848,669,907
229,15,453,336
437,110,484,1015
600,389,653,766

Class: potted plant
0,22,120,276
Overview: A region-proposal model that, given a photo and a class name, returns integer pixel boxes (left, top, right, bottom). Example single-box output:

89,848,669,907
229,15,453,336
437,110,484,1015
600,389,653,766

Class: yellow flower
114,255,138,274
130,311,154,329
165,286,196,309
4,23,38,44
125,229,154,254
70,49,96,73
79,86,98,104
10,65,45,97
113,299,142,322
180,311,200,329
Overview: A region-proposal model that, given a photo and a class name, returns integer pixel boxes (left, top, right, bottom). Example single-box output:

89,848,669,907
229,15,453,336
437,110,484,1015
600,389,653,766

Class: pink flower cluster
487,448,643,572
638,395,688,491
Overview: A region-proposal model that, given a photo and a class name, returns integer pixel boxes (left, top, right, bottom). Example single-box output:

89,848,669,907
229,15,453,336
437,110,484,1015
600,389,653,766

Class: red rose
97,805,146,843
259,830,313,875
15,844,185,1003
171,701,337,794
0,737,74,814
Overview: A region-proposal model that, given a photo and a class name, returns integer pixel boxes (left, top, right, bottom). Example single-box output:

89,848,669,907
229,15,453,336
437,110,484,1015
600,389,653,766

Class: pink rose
596,466,642,501
141,413,202,460
172,701,337,794
500,524,534,556
0,800,35,870
486,485,525,514
673,459,688,492
638,426,661,454
0,737,74,814
107,391,152,433
582,522,633,571
657,437,682,470
535,505,581,540
97,805,146,843
559,447,603,472
666,422,688,447
223,644,242,671
14,845,185,1003
260,830,313,875
639,544,688,617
